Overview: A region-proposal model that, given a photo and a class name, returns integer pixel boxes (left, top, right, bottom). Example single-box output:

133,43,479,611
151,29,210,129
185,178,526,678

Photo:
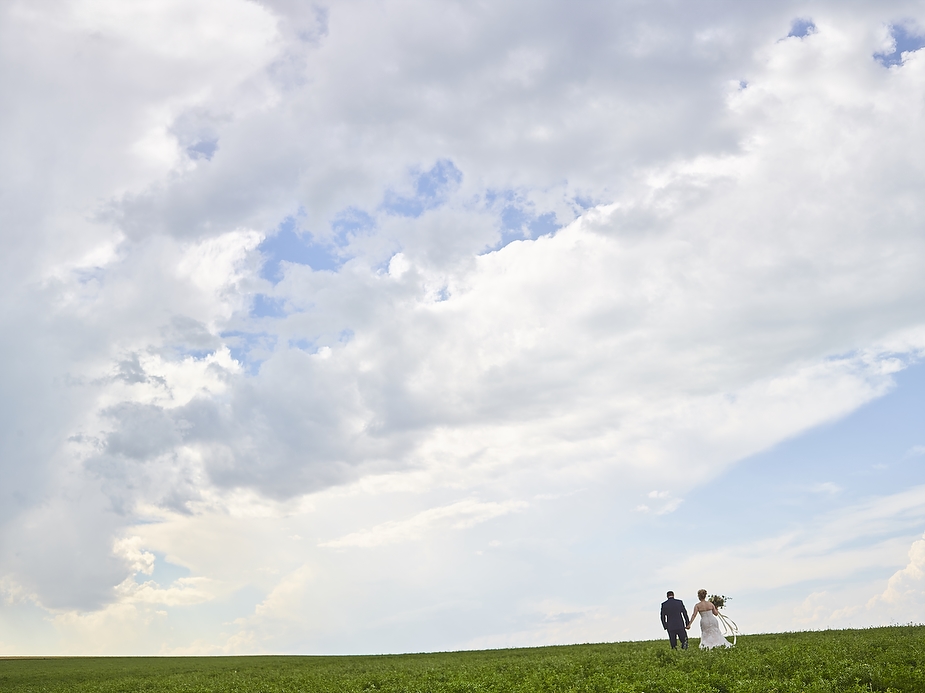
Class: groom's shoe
681,642,688,650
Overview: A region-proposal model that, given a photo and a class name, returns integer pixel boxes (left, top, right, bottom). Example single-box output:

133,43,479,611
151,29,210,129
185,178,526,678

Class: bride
687,589,733,649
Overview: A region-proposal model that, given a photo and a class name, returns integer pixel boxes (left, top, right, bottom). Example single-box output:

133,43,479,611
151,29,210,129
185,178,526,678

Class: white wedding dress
698,609,733,649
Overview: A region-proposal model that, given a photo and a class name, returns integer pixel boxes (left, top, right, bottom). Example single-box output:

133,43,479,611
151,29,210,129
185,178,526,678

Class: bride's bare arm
687,607,699,628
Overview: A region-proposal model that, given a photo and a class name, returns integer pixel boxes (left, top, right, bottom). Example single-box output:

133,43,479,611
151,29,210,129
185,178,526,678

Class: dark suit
660,597,690,649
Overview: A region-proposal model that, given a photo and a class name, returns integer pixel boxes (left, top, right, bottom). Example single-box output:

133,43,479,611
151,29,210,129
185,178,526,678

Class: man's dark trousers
667,627,688,650
660,597,690,650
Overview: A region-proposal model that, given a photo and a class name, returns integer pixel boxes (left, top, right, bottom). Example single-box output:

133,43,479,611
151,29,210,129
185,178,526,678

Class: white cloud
176,229,264,310
871,533,925,613
115,576,217,607
253,564,313,620
640,491,683,514
114,537,155,576
64,0,278,64
667,485,925,631
3,0,925,654
761,529,925,632
320,499,529,549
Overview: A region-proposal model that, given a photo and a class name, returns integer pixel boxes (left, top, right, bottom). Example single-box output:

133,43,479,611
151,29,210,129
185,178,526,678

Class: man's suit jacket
660,597,690,631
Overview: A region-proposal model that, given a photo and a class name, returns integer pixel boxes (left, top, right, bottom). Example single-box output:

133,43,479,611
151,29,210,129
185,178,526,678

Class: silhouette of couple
660,590,733,650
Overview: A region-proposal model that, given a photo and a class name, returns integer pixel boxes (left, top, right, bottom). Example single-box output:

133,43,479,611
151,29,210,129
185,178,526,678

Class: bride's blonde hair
698,589,707,600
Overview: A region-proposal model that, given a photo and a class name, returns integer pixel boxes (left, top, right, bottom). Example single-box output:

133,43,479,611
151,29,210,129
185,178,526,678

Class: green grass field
2,626,923,692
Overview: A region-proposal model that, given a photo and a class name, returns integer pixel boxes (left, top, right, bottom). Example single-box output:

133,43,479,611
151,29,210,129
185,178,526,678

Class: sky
1,0,924,656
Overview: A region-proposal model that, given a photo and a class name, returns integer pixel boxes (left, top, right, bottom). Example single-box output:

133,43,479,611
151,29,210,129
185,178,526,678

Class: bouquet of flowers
708,594,730,610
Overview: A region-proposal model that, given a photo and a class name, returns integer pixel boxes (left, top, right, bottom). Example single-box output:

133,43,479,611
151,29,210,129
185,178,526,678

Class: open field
2,626,923,692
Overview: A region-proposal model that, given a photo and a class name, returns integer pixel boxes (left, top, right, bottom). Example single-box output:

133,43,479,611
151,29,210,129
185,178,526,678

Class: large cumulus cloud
1,0,925,652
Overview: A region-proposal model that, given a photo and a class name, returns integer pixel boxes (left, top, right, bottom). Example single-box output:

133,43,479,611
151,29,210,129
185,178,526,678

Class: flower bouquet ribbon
717,611,739,646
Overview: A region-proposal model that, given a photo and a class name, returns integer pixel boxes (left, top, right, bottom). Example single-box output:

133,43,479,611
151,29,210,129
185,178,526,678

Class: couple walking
660,589,732,650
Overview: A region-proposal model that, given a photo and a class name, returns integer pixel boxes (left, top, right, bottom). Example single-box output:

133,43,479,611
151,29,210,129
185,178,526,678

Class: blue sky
1,0,925,656
672,360,925,543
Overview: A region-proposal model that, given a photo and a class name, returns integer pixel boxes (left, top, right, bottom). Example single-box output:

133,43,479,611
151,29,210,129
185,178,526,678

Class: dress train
698,609,732,649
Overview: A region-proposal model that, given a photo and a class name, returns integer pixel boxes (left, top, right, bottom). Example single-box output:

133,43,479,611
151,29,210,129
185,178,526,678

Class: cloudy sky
1,0,924,656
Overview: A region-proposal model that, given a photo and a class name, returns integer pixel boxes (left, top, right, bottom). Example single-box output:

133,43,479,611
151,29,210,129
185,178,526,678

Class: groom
660,590,690,649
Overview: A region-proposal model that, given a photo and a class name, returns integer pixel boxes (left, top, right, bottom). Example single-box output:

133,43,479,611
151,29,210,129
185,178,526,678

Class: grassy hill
2,625,923,692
